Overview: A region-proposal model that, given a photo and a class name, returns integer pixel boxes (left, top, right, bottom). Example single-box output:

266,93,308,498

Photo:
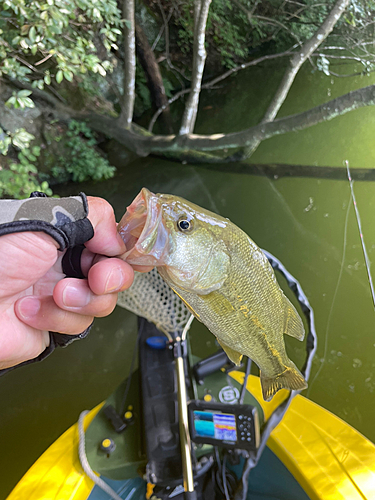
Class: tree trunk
135,21,173,133
179,0,212,135
120,0,136,128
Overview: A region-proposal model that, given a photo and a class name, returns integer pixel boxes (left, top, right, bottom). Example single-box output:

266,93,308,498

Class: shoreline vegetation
2,0,375,197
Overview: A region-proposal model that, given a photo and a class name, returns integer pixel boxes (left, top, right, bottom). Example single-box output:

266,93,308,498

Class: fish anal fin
260,365,307,402
283,297,305,341
217,339,243,366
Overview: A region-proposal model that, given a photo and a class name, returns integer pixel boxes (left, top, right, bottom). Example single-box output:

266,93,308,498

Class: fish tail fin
260,364,307,402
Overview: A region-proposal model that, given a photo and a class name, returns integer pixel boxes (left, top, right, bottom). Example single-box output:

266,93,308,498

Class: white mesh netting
117,268,191,335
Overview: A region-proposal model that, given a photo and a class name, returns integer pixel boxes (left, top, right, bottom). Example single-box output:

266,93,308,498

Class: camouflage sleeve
0,191,95,376
0,191,94,250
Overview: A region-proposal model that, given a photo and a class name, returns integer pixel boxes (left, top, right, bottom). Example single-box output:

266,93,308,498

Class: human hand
0,196,137,370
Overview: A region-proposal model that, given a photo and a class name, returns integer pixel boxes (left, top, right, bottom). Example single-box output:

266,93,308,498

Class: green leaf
124,19,131,30
63,70,73,81
16,98,26,108
96,64,106,76
21,97,35,108
12,129,35,150
5,96,16,108
29,26,36,43
56,69,63,83
17,89,32,97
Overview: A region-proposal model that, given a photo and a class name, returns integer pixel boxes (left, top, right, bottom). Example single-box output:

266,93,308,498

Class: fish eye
177,217,192,232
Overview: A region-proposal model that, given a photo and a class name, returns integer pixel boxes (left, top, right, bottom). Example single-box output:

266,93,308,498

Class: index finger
85,197,126,257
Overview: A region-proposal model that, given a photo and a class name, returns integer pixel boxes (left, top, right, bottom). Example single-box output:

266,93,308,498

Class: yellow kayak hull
7,375,375,500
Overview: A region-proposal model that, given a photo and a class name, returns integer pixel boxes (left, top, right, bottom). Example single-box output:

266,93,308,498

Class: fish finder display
193,410,237,442
189,401,259,450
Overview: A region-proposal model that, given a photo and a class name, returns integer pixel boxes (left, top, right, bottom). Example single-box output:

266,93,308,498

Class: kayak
7,368,375,500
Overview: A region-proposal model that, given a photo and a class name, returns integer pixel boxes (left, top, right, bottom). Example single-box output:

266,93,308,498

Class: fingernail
63,284,91,307
18,297,41,319
105,267,124,293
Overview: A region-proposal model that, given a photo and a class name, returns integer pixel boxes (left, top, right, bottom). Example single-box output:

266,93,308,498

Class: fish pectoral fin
169,286,202,322
217,339,243,366
260,364,307,402
283,297,305,341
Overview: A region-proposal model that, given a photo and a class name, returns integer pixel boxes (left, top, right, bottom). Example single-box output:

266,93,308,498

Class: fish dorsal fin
283,296,305,341
217,339,243,366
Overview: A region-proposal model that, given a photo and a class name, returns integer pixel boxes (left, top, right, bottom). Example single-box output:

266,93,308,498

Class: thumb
0,231,59,298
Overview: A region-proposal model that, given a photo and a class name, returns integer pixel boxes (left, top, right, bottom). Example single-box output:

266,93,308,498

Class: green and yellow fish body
118,188,307,401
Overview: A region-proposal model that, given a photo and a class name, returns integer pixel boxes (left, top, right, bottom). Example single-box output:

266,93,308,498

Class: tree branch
241,0,350,158
57,83,375,157
232,0,302,46
5,77,67,105
263,0,350,124
135,20,171,128
148,49,294,132
155,0,188,83
120,0,136,128
151,4,174,51
179,0,212,135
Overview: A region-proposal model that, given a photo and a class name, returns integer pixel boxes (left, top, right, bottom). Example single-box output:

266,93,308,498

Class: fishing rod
175,314,197,500
345,161,375,311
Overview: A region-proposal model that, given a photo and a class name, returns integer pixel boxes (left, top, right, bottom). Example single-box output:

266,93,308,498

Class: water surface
1,60,375,498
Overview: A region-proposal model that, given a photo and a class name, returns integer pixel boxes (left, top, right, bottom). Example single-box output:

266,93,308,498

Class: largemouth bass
118,188,307,401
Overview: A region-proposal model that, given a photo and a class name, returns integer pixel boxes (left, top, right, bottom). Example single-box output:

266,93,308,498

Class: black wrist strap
62,244,86,279
0,325,93,376
0,192,95,376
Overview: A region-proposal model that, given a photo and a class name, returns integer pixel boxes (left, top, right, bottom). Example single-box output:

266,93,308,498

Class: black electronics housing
188,400,260,451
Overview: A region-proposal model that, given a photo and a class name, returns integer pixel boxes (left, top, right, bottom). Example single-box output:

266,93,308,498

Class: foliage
1,0,375,178
51,120,116,183
5,89,34,109
0,130,52,198
0,0,120,195
0,0,121,91
134,62,152,116
0,127,35,155
176,0,249,68
154,0,375,73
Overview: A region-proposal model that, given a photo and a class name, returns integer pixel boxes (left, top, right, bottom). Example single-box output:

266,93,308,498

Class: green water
2,60,375,498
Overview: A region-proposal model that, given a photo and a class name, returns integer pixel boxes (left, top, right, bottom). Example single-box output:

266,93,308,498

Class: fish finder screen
193,410,237,442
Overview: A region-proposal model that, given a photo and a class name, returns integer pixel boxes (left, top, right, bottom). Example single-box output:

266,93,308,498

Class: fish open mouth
118,188,169,266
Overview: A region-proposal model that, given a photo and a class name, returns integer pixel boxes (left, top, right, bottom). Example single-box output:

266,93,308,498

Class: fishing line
222,453,230,500
214,447,222,476
119,320,144,416
307,188,352,395
345,161,375,310
192,167,221,214
239,357,252,404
